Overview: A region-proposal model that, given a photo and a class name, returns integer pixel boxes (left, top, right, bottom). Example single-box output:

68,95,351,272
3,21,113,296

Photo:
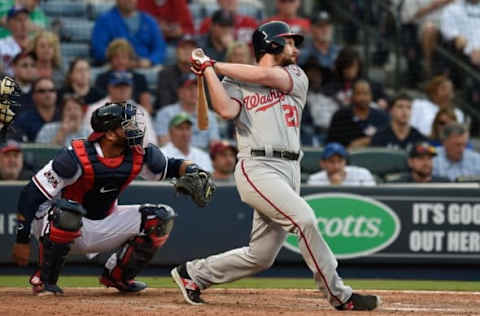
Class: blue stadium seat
61,43,90,60
60,18,94,43
349,148,409,179
87,3,114,20
40,1,88,18
136,67,162,91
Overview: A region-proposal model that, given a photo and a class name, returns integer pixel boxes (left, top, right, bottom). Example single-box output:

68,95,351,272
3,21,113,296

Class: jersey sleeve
32,147,82,199
283,64,308,107
141,143,168,181
222,76,244,106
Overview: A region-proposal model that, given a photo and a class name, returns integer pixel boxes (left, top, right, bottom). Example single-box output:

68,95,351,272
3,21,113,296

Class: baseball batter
11,102,214,295
171,21,380,311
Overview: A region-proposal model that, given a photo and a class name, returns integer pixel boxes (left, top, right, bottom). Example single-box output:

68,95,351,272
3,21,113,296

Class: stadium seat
40,1,88,18
61,43,90,60
300,147,324,175
136,67,162,91
21,143,62,172
60,18,94,43
87,3,113,20
349,148,408,179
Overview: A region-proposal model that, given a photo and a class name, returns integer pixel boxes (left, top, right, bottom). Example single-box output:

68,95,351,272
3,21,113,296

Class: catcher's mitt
175,165,216,207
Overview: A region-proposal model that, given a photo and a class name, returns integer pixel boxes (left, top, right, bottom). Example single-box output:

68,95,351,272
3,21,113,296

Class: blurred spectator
371,93,427,149
155,36,196,110
0,6,29,75
59,58,104,106
13,77,59,141
264,0,310,35
391,141,450,183
301,60,337,146
0,139,33,180
84,71,157,146
440,0,480,66
35,96,89,146
30,31,64,87
0,0,48,38
91,0,167,67
326,79,389,149
94,39,152,113
429,107,457,146
137,0,194,42
307,142,376,186
410,75,465,136
198,0,258,43
154,74,220,149
324,47,388,109
160,112,213,172
225,41,253,64
209,140,237,182
197,9,235,62
298,11,340,69
397,0,455,76
433,123,480,181
11,50,37,108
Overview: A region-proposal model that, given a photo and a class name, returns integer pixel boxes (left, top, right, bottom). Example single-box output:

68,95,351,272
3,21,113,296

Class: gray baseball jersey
224,64,308,156
186,64,353,308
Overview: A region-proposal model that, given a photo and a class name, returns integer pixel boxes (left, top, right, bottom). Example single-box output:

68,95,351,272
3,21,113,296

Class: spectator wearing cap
197,9,236,62
298,11,341,69
94,39,152,113
83,71,157,146
160,113,213,172
12,50,37,108
210,140,237,182
91,0,167,67
371,93,427,150
155,36,197,110
0,5,29,75
198,0,258,44
137,0,194,42
0,139,33,180
307,142,376,186
154,74,220,150
390,142,449,183
0,0,48,39
36,96,90,146
326,79,389,149
13,77,60,141
433,123,480,181
263,0,310,35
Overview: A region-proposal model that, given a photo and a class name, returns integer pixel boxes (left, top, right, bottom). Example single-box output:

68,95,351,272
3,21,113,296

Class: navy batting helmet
252,21,304,58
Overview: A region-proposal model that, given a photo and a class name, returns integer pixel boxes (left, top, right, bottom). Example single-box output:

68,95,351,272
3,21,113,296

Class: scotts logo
284,193,401,259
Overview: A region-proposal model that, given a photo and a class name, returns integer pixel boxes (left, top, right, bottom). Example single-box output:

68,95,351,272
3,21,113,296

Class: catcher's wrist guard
15,220,30,244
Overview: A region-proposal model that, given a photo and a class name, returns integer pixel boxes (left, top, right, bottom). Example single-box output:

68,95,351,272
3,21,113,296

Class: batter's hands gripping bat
191,48,216,131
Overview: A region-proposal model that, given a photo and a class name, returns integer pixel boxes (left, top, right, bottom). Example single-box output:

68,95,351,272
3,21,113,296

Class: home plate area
0,288,479,315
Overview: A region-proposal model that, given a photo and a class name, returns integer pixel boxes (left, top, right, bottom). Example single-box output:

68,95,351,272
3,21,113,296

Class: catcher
11,101,215,295
0,75,21,140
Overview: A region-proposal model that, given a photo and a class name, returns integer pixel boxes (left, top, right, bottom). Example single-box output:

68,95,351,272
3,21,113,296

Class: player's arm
202,67,241,120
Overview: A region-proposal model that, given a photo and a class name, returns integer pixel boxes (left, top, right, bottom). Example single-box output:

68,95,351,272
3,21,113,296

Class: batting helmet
90,102,145,147
252,21,304,58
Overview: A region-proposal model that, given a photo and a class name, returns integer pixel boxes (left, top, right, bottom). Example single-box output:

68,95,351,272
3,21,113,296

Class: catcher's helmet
252,21,304,57
90,102,145,147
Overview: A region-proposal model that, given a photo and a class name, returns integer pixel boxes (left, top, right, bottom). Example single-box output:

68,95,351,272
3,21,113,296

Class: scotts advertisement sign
284,193,401,259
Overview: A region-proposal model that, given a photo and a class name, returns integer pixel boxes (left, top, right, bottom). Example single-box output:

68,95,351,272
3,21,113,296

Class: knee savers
106,204,177,283
39,199,86,285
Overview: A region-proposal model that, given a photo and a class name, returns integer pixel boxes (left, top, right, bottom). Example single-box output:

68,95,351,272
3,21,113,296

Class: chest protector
63,140,144,220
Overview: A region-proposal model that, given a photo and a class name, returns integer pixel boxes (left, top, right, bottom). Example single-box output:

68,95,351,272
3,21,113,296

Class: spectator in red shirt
137,0,194,42
198,0,258,43
264,0,310,35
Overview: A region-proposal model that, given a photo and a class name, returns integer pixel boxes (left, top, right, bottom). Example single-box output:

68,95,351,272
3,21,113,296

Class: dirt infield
0,288,479,316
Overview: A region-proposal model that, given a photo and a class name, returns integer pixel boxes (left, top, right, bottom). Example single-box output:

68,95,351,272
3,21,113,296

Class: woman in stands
30,31,64,87
60,57,104,105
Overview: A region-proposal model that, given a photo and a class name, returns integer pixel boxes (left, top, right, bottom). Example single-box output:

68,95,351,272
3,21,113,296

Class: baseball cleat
99,269,147,293
171,264,205,305
34,283,64,296
335,293,381,311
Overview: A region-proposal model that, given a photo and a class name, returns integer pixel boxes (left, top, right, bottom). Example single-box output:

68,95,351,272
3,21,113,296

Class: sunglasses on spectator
35,88,56,94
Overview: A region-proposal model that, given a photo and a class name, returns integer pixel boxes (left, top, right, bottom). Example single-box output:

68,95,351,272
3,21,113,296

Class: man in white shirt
160,113,213,172
0,6,29,75
308,142,376,186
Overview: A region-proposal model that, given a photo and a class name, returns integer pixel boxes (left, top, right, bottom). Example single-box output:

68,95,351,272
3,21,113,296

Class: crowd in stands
1,0,480,185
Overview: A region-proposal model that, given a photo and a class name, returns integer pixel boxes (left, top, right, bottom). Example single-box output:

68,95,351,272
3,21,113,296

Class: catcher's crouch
11,102,215,295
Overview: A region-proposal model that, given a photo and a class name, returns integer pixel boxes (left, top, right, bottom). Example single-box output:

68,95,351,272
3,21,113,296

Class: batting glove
190,48,216,76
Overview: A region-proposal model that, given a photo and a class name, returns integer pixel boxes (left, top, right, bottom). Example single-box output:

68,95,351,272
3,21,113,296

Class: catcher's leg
100,204,176,292
30,200,85,296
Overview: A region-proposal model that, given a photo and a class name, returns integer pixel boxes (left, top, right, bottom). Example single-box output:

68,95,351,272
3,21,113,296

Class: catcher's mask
89,102,145,149
0,75,21,138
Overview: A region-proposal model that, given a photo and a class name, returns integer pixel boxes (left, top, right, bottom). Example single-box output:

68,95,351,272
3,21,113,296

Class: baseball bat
197,75,209,130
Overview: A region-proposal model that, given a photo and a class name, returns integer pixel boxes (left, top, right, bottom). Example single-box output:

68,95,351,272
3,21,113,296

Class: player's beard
275,53,297,66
